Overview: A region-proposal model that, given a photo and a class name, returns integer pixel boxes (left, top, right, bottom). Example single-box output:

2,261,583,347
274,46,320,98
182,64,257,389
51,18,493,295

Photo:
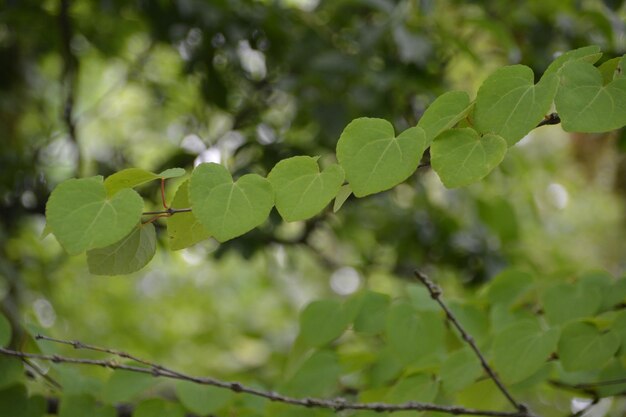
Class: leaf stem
414,270,531,415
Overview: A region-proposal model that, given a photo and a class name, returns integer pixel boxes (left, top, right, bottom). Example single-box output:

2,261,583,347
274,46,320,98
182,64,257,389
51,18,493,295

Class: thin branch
414,270,531,415
23,357,63,390
141,208,192,216
0,344,532,417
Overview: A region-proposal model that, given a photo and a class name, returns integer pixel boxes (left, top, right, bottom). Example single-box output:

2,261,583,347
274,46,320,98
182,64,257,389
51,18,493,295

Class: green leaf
104,168,159,196
299,299,349,348
189,163,274,242
0,313,11,347
598,57,623,84
175,381,234,415
353,291,390,334
104,167,185,197
0,385,46,417
386,373,438,405
0,356,24,389
612,310,626,351
86,223,156,275
492,319,559,384
386,302,445,366
333,184,352,213
440,348,482,393
167,180,211,250
46,176,143,255
486,269,533,307
417,91,473,141
430,128,507,188
558,321,620,371
158,167,186,179
336,118,429,197
556,60,626,132
134,399,186,417
597,360,626,397
544,45,603,76
59,394,116,417
448,302,489,345
474,65,558,145
268,156,344,222
102,370,156,404
542,281,602,326
281,350,341,397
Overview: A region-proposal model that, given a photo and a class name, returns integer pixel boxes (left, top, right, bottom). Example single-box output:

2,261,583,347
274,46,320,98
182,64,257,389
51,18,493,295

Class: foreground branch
414,270,531,415
0,342,532,417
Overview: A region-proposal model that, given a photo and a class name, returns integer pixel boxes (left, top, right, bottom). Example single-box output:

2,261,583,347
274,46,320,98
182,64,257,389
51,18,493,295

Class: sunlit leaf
104,167,185,197
268,156,344,222
418,91,473,141
556,60,626,132
280,350,341,397
430,128,507,188
336,118,428,197
87,223,156,275
189,163,274,242
474,65,558,145
544,45,602,76
46,176,143,255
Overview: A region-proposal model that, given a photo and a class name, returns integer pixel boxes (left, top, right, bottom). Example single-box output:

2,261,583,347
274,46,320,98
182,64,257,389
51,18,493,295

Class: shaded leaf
87,223,156,275
175,381,234,415
0,313,11,347
440,348,482,393
542,281,602,326
558,321,620,371
333,184,352,213
299,299,349,348
167,180,211,250
492,319,559,384
102,370,156,404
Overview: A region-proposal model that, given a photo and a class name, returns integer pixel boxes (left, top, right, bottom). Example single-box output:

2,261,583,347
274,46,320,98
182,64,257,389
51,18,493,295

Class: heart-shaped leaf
556,60,626,132
542,281,602,326
492,319,560,383
189,163,274,242
430,128,507,188
544,45,602,76
46,176,144,255
86,223,156,275
558,321,620,371
104,167,185,196
298,299,350,348
167,180,211,250
418,91,473,142
268,156,344,222
440,348,482,393
336,118,429,197
474,65,558,146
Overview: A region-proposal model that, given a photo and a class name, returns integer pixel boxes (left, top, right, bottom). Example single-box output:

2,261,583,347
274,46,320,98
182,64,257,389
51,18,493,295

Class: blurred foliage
1,0,626,416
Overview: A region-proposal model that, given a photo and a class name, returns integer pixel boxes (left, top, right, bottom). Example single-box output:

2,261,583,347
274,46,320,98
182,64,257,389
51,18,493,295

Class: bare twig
0,343,532,417
414,270,531,415
23,357,63,390
142,208,192,216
